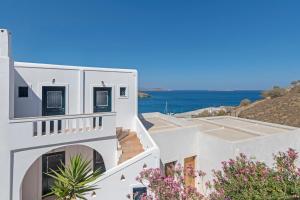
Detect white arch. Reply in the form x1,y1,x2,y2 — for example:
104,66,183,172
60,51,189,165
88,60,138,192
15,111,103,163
15,142,114,200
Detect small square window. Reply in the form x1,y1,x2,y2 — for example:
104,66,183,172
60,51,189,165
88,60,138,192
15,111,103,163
120,87,127,97
133,187,147,200
18,87,28,98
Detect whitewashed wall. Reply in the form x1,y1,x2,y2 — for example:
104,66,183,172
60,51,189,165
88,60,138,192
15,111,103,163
84,70,137,128
151,126,199,164
13,63,137,129
151,123,300,193
14,66,80,117
233,130,300,166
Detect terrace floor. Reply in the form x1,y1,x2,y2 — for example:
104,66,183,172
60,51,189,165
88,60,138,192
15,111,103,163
140,113,298,142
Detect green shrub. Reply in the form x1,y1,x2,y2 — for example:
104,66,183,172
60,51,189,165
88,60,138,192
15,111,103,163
262,86,286,99
216,110,227,116
291,85,300,93
291,80,300,86
240,99,251,106
192,110,211,118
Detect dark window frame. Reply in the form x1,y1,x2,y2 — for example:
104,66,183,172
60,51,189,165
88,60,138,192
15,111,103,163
120,87,127,97
18,86,29,98
42,151,65,195
164,161,177,177
133,187,147,200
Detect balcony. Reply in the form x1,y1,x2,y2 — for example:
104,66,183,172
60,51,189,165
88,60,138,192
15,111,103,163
8,112,117,150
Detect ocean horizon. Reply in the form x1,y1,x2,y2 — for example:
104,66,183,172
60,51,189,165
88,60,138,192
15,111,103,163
138,90,262,114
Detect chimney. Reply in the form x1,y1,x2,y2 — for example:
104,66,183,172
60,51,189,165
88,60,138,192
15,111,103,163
0,29,11,58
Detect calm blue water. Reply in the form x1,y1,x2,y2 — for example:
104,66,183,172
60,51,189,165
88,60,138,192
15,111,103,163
138,90,262,113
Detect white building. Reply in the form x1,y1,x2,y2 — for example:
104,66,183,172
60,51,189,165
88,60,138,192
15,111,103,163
0,29,160,200
140,112,300,192
1,29,300,200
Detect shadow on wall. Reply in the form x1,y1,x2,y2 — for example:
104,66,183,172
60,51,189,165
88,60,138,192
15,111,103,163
14,70,41,118
21,144,106,200
138,114,154,130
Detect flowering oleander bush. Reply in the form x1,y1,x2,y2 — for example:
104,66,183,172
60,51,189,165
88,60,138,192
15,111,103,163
136,165,205,200
209,148,300,200
137,149,300,200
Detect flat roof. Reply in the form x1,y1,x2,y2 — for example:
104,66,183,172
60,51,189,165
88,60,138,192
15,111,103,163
140,113,298,142
14,61,137,74
140,116,182,132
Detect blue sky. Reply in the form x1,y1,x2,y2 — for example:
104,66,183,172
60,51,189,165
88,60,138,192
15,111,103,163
1,0,300,90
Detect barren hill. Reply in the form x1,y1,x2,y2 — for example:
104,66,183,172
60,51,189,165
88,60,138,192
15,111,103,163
238,86,300,128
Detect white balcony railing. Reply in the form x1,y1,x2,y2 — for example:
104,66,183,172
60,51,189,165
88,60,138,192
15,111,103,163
8,112,116,149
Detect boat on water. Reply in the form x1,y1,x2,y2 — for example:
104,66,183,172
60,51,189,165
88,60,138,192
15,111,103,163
164,101,174,115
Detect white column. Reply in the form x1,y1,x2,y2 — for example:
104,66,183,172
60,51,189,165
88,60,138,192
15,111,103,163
0,28,14,200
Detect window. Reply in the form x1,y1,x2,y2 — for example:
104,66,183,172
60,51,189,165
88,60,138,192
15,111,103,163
96,91,108,106
120,87,127,97
93,150,106,173
47,91,63,108
133,187,147,200
18,86,28,98
165,161,177,177
42,151,65,195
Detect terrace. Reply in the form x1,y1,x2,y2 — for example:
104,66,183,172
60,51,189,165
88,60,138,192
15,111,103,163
140,113,298,142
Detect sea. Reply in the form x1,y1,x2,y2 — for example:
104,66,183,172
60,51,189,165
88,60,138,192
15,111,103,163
138,90,262,114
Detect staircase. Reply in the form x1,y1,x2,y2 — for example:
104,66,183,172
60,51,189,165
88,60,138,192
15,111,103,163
117,128,144,164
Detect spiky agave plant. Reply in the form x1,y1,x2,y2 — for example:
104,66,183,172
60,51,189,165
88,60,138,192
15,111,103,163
44,155,102,200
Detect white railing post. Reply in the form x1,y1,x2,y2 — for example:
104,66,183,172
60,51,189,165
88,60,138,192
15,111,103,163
88,117,92,131
96,117,100,130
76,118,80,132
54,120,58,134
62,119,66,133
45,121,50,135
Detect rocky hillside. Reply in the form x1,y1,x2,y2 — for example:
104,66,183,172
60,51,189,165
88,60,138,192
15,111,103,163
238,85,300,127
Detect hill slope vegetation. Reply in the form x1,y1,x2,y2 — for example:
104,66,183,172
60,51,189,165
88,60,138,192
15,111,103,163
238,85,300,127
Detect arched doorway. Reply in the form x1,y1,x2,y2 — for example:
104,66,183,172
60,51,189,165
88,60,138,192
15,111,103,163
21,145,106,200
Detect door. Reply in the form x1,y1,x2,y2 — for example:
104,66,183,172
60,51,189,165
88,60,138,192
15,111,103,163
184,156,196,187
42,151,65,195
93,87,112,112
93,150,106,174
42,86,65,133
42,86,66,116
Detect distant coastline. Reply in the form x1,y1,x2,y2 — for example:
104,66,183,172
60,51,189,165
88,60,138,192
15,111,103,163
140,89,261,92
138,90,262,114
138,91,151,98
140,88,171,92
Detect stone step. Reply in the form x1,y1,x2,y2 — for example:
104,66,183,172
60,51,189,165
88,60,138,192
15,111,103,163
117,130,144,164
116,127,129,138
119,132,137,142
119,140,142,145
121,146,143,151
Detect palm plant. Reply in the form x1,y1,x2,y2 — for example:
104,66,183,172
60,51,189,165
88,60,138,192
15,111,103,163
44,154,102,200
